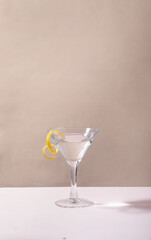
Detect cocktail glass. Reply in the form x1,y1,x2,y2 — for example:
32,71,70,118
51,127,99,208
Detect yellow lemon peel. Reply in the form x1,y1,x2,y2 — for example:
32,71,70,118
42,145,56,160
42,130,64,160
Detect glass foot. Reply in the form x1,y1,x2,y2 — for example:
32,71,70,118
55,198,94,208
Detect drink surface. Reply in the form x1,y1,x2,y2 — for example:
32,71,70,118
55,134,91,162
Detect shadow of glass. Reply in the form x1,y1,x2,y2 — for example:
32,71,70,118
121,199,151,213
94,199,151,213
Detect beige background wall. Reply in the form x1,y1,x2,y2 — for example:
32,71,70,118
0,0,151,187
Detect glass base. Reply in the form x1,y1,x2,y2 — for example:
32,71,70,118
55,198,94,208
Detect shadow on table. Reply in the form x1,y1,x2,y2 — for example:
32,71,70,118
94,199,151,213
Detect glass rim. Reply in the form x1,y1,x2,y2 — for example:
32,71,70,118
52,127,99,134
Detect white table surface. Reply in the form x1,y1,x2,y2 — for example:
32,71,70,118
0,187,151,240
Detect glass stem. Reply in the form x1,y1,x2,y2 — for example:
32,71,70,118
69,161,79,200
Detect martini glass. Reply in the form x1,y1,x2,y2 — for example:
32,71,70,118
51,127,98,208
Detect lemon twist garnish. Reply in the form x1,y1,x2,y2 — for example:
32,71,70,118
42,130,64,160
